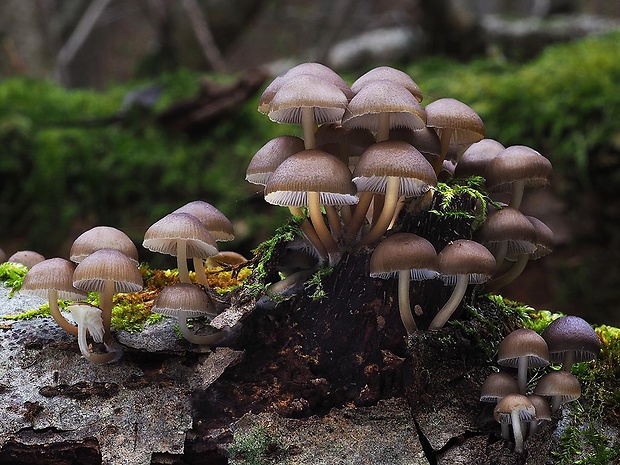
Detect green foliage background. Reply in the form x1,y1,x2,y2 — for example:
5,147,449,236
1,31,619,321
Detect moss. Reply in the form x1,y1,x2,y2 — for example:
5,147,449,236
227,424,285,465
0,262,28,296
553,413,620,465
304,266,334,301
2,305,52,321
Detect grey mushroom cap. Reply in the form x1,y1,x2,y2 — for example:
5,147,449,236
21,257,87,301
369,233,439,281
542,315,601,364
7,250,45,269
534,370,581,403
173,201,235,242
351,66,423,102
73,248,143,294
437,239,497,285
425,97,485,147
480,371,520,403
152,283,217,318
485,145,552,192
454,138,505,179
476,207,538,260
497,328,550,368
245,135,306,186
143,212,219,258
70,226,139,264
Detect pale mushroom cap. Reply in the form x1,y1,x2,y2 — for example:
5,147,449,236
494,393,536,423
454,138,505,179
258,75,284,114
246,135,306,186
352,140,437,196
480,371,520,403
476,207,538,260
264,149,358,207
70,226,139,264
143,212,219,258
541,315,601,364
20,257,87,301
425,97,485,146
497,328,550,368
533,370,581,403
73,248,143,294
369,233,439,281
69,303,105,343
342,80,426,131
8,250,45,268
485,145,553,192
173,201,234,242
206,251,248,268
351,66,423,102
151,283,217,318
281,62,353,99
437,239,496,285
268,74,348,125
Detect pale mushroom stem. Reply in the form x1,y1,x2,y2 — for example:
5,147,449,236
517,356,529,395
340,205,352,226
346,192,374,241
486,254,529,292
511,408,526,453
178,311,227,345
325,205,342,238
193,257,210,288
492,242,509,272
360,176,400,247
307,191,340,266
99,280,115,344
302,106,316,150
176,239,190,283
76,322,116,364
429,274,469,330
432,128,454,175
509,180,525,210
376,113,391,142
288,206,328,261
47,289,78,336
398,270,417,334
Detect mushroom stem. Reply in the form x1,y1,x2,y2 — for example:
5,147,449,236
302,106,316,150
511,408,526,453
360,176,400,246
193,257,210,288
509,180,525,210
398,270,417,334
288,206,328,261
325,205,342,238
99,280,115,344
432,128,454,175
486,254,529,292
492,241,509,272
76,321,116,364
178,311,227,345
429,274,469,330
376,112,391,142
307,191,340,265
346,191,374,241
550,395,562,413
47,289,78,336
562,351,576,372
517,356,529,395
176,239,190,283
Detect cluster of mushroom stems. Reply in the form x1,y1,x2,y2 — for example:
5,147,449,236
249,62,554,334
481,316,601,453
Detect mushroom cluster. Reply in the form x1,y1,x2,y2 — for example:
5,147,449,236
481,316,601,453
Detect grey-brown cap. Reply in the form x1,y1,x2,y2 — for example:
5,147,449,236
526,216,555,259
454,138,505,179
527,394,552,421
8,250,45,268
437,239,497,285
533,370,581,404
351,66,423,102
280,62,353,99
264,149,358,207
476,207,538,260
485,145,552,193
480,371,519,403
73,248,143,294
246,135,305,186
369,233,439,281
21,257,87,301
352,140,437,197
497,328,550,368
389,127,441,164
151,283,217,318
70,226,139,264
541,315,601,365
494,393,536,423
143,212,219,258
173,201,234,242
425,97,485,147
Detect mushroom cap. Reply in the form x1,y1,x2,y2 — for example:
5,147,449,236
69,303,105,343
526,216,555,259
369,233,439,281
485,145,552,192
173,201,234,242
143,212,219,258
425,97,485,146
206,251,248,268
70,226,139,264
437,239,497,285
282,62,353,99
0,247,6,263
246,135,306,186
494,393,536,423
454,138,505,179
268,74,348,125
480,371,520,403
527,394,552,421
497,328,550,368
7,250,45,268
533,370,581,404
352,140,437,196
389,127,441,163
351,66,423,102
475,207,538,260
541,315,601,364
151,283,217,318
73,248,143,294
20,257,87,301
264,149,358,207
258,75,285,114
341,80,426,132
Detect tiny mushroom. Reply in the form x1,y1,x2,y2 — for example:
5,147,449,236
151,283,224,345
480,371,520,404
70,226,139,264
497,328,550,395
494,393,536,454
69,303,117,364
534,370,581,413
20,257,87,336
541,315,601,372
8,250,45,268
429,239,496,330
526,394,552,438
369,233,439,334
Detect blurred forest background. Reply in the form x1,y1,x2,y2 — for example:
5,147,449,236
1,0,619,325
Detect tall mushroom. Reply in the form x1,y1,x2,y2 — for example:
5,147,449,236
429,239,496,330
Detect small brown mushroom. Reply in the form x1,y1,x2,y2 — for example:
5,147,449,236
7,250,45,268
534,370,581,413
